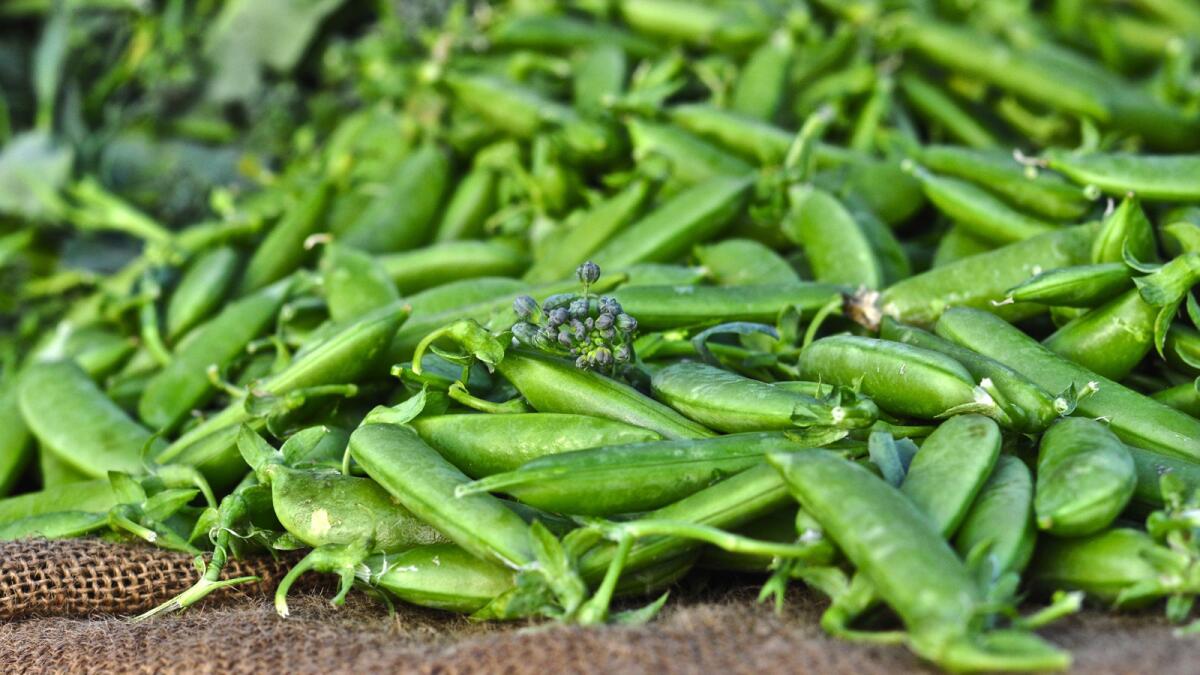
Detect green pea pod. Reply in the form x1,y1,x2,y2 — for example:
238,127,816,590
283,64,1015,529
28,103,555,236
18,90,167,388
798,335,991,420
1003,263,1133,307
0,385,33,496
1151,381,1200,417
932,226,993,268
626,119,753,187
1127,443,1200,513
433,165,497,243
19,361,164,479
769,449,1068,672
379,240,528,295
337,144,450,253
1164,325,1200,375
350,423,534,569
784,184,883,288
1029,528,1177,605
410,413,661,478
487,13,660,57
1043,149,1200,202
0,511,111,541
165,246,240,341
589,172,752,271
731,30,792,121
1091,195,1158,264
667,103,792,165
916,145,1092,221
363,544,517,613
239,181,331,294
1035,417,1136,536
617,0,770,51
39,447,89,487
954,455,1037,578
496,349,713,440
574,44,626,111
877,222,1097,328
901,415,1002,538
407,277,528,316
0,478,117,522
138,278,291,432
572,462,792,582
693,239,799,285
320,243,400,322
1041,289,1157,381
651,362,877,432
612,282,841,330
936,307,1200,464
897,73,998,150
462,432,800,516
907,163,1060,245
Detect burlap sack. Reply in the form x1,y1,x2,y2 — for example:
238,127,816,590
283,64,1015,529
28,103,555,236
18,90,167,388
2,539,1197,673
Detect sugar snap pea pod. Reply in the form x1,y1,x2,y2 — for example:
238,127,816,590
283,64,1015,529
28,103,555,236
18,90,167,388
1041,289,1157,381
901,415,1002,537
239,181,331,294
666,103,793,165
410,413,660,478
318,242,399,323
611,282,841,331
486,13,660,57
138,278,291,432
626,119,753,187
349,423,534,569
407,277,527,316
1042,149,1200,202
915,145,1093,221
1002,263,1133,307
165,246,240,341
378,240,528,295
936,307,1200,462
0,478,118,523
693,239,798,286
880,318,1063,433
1035,417,1136,537
0,385,33,496
768,449,1069,672
572,463,792,583
875,222,1098,328
573,44,626,112
337,144,450,253
1029,528,1181,605
617,0,770,51
461,432,802,516
931,226,993,268
1127,443,1200,512
18,361,164,479
361,544,516,613
731,30,792,121
40,447,90,487
954,455,1037,578
650,362,876,433
783,184,882,288
1091,195,1158,264
905,163,1060,245
589,174,753,271
798,335,996,421
1151,381,1200,418
433,165,497,242
897,72,997,149
494,349,714,440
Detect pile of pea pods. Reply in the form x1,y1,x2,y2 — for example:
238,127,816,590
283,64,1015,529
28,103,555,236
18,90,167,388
7,0,1200,671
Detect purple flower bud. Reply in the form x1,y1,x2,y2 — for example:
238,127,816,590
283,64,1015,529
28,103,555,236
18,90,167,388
614,344,631,362
599,297,622,315
548,308,569,326
615,313,637,332
600,327,615,340
513,295,539,320
569,298,589,319
593,347,613,367
511,321,538,344
543,293,575,310
558,329,574,348
571,319,586,340
595,314,613,330
577,261,601,286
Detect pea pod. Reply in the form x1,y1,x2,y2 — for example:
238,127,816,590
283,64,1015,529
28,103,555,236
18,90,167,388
906,163,1060,245
19,361,164,479
651,362,877,432
0,478,118,522
731,30,792,121
379,240,528,295
165,246,240,341
1091,195,1158,264
239,181,331,294
667,103,793,165
1151,381,1200,418
362,544,517,614
783,185,882,288
337,144,450,253
627,119,753,186
1029,528,1180,605
693,239,799,286
932,226,993,268
769,449,1068,671
1002,263,1133,307
1035,417,1136,537
433,165,498,243
1164,325,1200,375
1041,289,1157,381
898,73,998,150
798,335,993,420
410,413,661,478
39,447,89,487
612,282,841,330
954,455,1037,578
320,243,400,323
1043,149,1200,202
487,13,660,57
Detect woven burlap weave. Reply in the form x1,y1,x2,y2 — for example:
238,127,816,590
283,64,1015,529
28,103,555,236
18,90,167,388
3,539,1199,673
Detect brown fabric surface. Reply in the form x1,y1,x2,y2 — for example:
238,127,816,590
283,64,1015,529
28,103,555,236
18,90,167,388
2,540,1198,674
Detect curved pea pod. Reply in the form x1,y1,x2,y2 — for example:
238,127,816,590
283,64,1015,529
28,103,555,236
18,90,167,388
612,282,841,331
1042,149,1200,202
410,413,661,478
486,13,660,57
0,386,33,496
916,145,1092,221
693,239,798,286
1002,263,1133,307
627,119,753,186
239,181,331,294
650,362,876,433
496,349,714,440
362,544,517,614
1029,528,1179,606
731,30,792,121
378,240,528,295
769,449,1068,671
319,243,400,323
350,423,534,569
165,246,240,341
618,0,772,50
937,307,1200,464
18,361,164,479
666,103,792,165
337,144,450,253
783,185,882,289
876,222,1097,328
798,335,995,421
571,463,792,583
1091,195,1157,264
1125,442,1200,514
954,455,1037,578
462,432,804,516
138,279,291,432
880,318,1062,433
901,415,1001,538
898,73,998,150
906,163,1060,245
1041,289,1157,381
0,479,117,523
1035,418,1135,537
433,165,497,243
